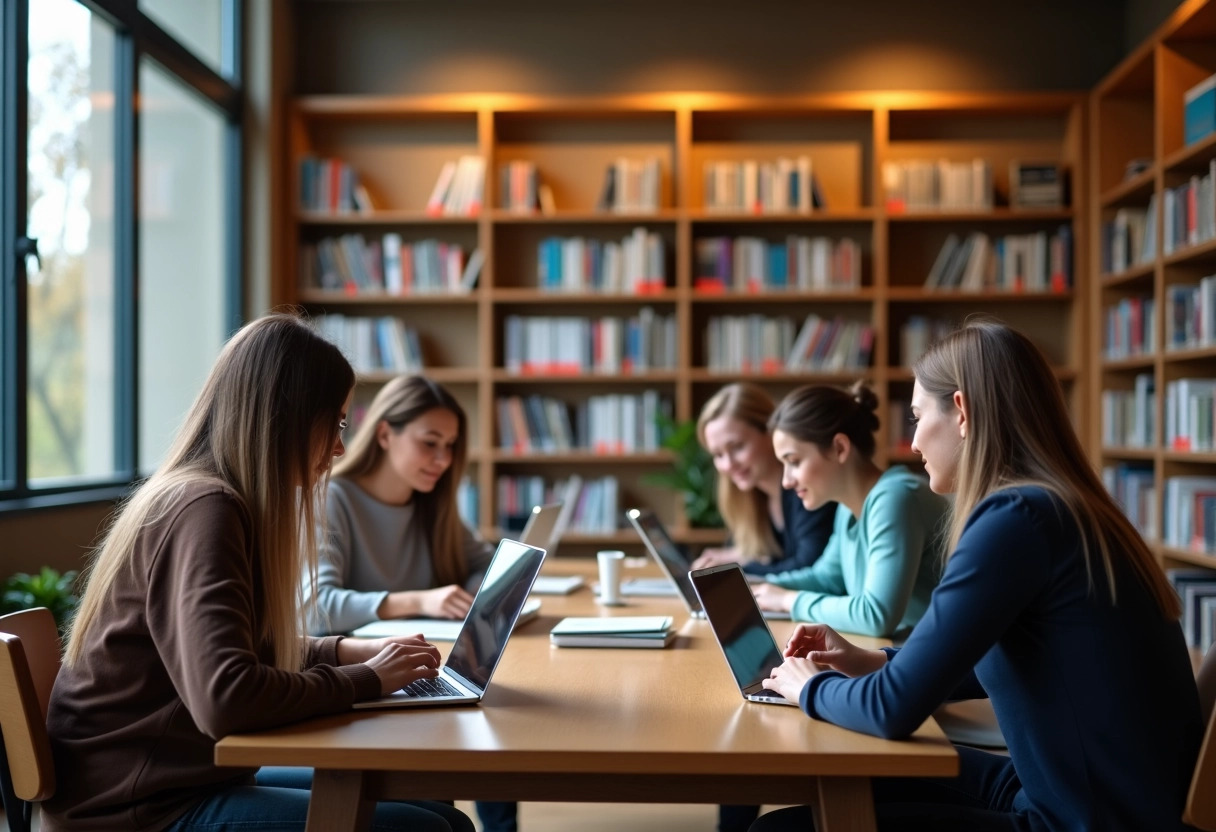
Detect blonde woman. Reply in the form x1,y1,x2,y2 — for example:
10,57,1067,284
306,374,494,637
692,383,836,575
43,315,471,832
758,322,1202,832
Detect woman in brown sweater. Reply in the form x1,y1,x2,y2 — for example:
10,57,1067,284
42,314,473,832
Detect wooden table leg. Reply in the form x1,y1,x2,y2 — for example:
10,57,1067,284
306,769,375,832
815,776,876,832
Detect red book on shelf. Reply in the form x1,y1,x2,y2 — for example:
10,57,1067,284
694,277,726,294
746,277,762,294
885,198,906,214
761,357,781,374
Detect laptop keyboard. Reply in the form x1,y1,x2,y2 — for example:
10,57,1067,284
400,676,464,698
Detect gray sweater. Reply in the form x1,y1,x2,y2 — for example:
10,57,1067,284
307,476,496,635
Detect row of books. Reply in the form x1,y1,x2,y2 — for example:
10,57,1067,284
503,311,677,376
692,235,861,293
495,392,671,456
596,157,663,213
302,234,482,295
1165,476,1216,552
1165,277,1216,351
299,156,369,214
536,229,666,294
701,157,825,214
1168,568,1216,653
314,315,423,374
924,228,1072,292
1101,374,1155,448
1161,162,1216,256
426,156,486,217
456,477,478,530
899,316,955,367
499,160,548,213
1104,463,1156,539
882,158,993,213
1100,201,1158,274
704,314,874,373
1103,296,1157,359
496,474,618,535
1166,378,1216,452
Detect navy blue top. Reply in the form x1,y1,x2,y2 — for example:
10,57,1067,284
800,486,1202,832
739,489,835,575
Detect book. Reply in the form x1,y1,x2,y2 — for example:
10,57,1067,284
549,615,675,648
349,598,541,641
531,575,585,595
459,248,484,292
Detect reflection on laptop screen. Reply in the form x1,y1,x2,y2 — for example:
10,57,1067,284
446,539,546,692
626,509,701,613
693,565,785,693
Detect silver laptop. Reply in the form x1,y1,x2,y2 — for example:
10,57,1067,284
690,563,797,706
625,508,704,617
354,538,546,709
519,502,565,553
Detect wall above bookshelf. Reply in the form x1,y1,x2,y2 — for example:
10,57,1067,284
281,91,1086,556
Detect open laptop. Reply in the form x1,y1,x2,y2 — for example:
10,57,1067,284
625,508,704,617
519,502,564,551
354,538,546,709
690,562,797,706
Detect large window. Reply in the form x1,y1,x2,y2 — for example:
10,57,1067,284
1,0,242,505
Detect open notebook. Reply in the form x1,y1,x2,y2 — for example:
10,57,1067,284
350,598,540,641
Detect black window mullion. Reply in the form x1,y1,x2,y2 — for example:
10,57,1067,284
2,0,30,497
114,26,136,477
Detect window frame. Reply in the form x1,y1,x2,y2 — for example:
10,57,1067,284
0,0,243,511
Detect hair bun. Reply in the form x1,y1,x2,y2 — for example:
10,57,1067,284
850,380,878,413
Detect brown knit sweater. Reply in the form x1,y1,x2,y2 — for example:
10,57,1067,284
42,479,382,831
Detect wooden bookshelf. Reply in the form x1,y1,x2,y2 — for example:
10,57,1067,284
281,91,1086,556
1090,0,1216,636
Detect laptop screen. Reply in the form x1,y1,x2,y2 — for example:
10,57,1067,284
691,564,785,693
446,539,546,692
626,508,701,613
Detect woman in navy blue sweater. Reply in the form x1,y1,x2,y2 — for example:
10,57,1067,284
756,321,1203,832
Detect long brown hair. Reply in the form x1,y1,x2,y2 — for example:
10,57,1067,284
333,375,470,586
65,314,355,670
914,320,1179,618
697,383,779,562
767,380,879,459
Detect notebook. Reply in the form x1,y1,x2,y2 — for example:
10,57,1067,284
349,598,541,641
353,538,546,709
549,615,675,649
690,563,797,706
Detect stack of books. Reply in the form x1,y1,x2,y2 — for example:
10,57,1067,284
549,616,675,648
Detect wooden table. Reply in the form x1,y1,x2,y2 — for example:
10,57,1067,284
215,557,957,831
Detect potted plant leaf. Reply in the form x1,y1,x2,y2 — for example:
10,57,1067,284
644,413,723,528
1,566,80,634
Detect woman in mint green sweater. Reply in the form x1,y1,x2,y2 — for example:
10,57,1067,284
752,381,947,638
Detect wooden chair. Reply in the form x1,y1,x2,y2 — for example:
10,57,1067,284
0,608,59,832
1186,645,1216,830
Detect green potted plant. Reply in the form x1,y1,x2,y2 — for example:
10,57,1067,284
644,414,723,528
1,566,80,633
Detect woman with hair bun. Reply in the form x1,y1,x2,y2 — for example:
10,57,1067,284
751,380,948,639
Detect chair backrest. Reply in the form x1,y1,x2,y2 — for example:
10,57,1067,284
0,607,59,803
1185,645,1216,829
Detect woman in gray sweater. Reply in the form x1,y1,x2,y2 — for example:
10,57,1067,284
307,374,495,637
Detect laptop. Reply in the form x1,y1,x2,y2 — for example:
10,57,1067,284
519,502,564,551
689,562,797,706
625,508,705,616
353,538,547,709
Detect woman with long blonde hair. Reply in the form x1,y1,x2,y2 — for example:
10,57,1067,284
757,321,1202,832
43,314,472,832
692,383,836,575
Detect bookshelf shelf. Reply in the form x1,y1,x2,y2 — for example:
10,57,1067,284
1163,451,1216,464
1159,545,1216,569
1163,129,1216,173
1098,167,1157,208
1163,344,1216,363
1101,354,1157,371
1163,236,1216,265
1100,262,1155,287
1100,446,1157,460
281,91,1085,554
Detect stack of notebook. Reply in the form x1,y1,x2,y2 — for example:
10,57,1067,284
549,616,675,649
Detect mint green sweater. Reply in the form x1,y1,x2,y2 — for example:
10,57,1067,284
765,466,947,637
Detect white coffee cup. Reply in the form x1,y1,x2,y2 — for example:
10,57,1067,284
597,550,626,606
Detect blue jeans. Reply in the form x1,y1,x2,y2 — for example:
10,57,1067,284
474,801,518,832
166,767,475,832
749,746,1021,832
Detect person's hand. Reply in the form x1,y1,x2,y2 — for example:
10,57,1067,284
337,634,440,667
417,584,474,619
752,582,796,613
363,640,443,696
690,546,744,570
761,657,819,702
783,623,887,677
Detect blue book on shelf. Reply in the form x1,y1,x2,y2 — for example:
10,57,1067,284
1185,73,1216,146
